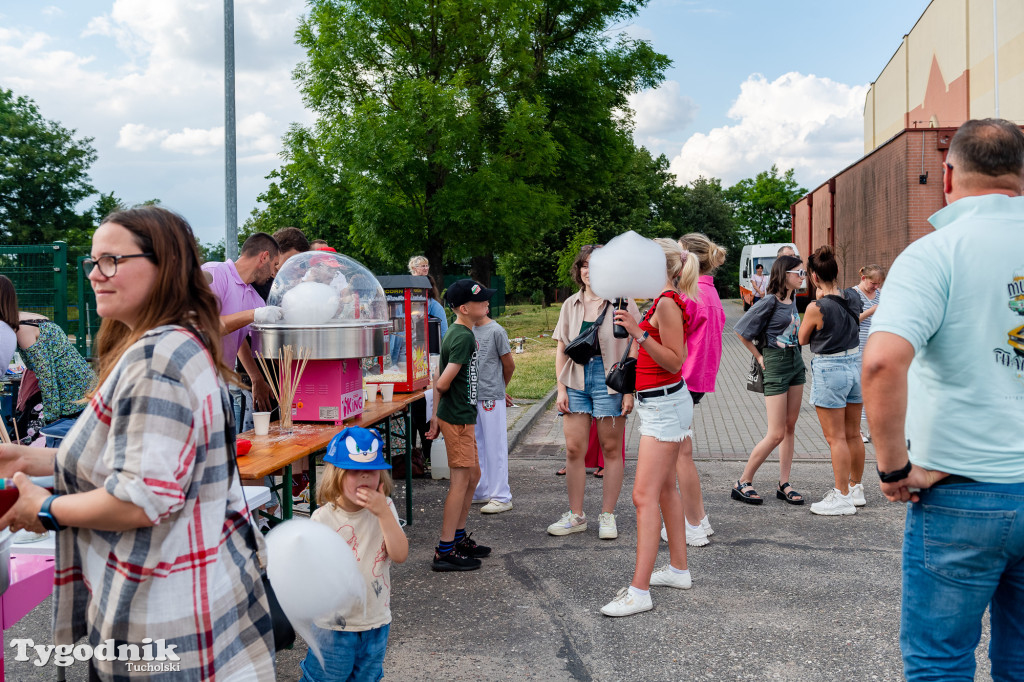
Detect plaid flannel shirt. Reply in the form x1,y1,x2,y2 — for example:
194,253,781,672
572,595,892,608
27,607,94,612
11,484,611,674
53,326,275,680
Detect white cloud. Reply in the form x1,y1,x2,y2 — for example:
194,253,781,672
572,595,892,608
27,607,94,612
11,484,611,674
116,123,168,151
42,6,64,17
629,81,697,136
0,0,312,242
669,72,868,188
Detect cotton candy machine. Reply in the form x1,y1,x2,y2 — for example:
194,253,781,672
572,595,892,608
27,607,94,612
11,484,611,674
251,251,389,423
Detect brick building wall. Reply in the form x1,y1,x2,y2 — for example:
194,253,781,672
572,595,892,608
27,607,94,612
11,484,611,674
791,127,956,288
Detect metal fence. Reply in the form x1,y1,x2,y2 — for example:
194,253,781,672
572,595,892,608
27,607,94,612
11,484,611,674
0,241,69,332
75,255,100,358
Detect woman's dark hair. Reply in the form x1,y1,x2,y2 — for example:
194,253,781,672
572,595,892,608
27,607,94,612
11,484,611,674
425,274,441,301
807,245,838,283
0,276,19,332
766,255,803,297
570,245,600,290
92,206,233,391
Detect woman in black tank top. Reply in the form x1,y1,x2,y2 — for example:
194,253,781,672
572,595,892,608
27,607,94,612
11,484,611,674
798,246,866,516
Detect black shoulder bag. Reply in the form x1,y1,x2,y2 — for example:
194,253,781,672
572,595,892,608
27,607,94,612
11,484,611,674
605,338,637,394
746,296,779,394
564,302,611,364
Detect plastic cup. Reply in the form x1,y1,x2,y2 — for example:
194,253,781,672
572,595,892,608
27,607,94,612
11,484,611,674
365,383,379,401
380,384,394,402
253,412,271,436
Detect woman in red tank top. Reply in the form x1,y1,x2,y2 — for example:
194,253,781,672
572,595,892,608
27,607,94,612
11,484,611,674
600,238,702,618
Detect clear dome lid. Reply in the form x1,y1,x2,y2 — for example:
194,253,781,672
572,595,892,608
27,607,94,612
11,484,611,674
265,251,388,326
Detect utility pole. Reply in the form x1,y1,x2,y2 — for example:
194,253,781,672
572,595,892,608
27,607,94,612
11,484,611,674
224,0,238,260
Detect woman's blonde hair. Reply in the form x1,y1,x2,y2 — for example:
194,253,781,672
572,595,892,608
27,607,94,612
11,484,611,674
317,463,394,507
654,238,700,302
678,233,726,275
408,255,429,273
860,264,886,281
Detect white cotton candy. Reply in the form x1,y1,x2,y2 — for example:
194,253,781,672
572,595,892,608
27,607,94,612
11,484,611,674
265,518,365,665
588,230,667,300
281,281,339,325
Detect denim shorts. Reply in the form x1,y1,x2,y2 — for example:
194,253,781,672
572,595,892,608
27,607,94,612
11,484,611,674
635,385,693,442
810,351,862,408
566,355,623,419
300,623,390,682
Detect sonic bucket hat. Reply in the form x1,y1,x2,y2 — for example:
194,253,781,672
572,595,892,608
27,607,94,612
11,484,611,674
445,278,496,308
324,426,391,470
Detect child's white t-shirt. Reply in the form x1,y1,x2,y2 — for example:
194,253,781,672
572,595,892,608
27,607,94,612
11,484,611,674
311,498,399,631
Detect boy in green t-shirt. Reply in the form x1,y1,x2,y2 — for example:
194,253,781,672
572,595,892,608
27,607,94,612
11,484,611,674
426,279,495,571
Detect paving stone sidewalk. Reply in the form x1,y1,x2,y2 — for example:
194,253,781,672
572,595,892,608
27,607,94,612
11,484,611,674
515,299,876,465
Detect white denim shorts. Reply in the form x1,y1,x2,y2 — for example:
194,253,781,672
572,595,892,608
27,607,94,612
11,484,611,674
635,386,694,443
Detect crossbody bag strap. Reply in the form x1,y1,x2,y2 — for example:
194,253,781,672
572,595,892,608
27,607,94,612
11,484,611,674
822,294,861,324
592,301,611,327
178,324,265,562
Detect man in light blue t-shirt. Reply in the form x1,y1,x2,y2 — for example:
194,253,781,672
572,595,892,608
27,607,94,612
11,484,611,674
863,119,1024,681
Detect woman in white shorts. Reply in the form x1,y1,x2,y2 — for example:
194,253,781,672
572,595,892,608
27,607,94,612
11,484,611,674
601,239,701,617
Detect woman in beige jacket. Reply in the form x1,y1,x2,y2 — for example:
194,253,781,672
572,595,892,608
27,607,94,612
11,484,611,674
547,245,641,541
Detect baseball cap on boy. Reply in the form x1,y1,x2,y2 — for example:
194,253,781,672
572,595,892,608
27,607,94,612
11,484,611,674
444,279,495,308
324,426,391,470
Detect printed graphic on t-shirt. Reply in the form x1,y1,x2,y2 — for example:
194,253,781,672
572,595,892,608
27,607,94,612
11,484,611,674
467,341,479,405
997,267,1024,384
775,311,800,348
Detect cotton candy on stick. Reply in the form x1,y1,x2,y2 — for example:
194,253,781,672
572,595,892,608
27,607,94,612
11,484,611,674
265,518,365,665
588,231,667,337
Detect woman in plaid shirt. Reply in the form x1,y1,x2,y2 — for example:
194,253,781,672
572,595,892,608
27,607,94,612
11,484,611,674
1,206,275,680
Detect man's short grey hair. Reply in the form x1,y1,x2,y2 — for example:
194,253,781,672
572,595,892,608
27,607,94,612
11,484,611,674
949,119,1024,178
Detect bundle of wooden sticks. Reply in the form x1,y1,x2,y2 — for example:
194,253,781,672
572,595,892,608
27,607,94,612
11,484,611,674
254,345,312,418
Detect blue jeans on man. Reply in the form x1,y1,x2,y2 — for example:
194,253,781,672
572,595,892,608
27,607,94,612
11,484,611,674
901,481,1024,681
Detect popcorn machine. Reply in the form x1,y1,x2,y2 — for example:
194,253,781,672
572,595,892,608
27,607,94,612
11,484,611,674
367,275,432,393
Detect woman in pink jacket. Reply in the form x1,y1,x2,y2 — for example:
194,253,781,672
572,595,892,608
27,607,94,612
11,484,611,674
661,233,727,547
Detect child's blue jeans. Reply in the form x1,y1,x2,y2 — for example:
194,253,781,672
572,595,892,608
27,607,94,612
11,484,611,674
299,623,390,682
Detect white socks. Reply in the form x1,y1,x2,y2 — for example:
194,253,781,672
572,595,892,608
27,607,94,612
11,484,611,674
628,585,650,598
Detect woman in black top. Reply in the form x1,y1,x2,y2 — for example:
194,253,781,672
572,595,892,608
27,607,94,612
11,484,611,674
798,245,865,516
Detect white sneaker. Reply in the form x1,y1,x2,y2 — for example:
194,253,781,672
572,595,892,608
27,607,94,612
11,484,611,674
600,587,653,617
849,483,866,507
481,499,513,514
547,510,587,536
598,512,618,539
861,431,871,443
700,515,714,536
659,521,710,546
686,523,709,547
810,489,857,516
649,565,693,589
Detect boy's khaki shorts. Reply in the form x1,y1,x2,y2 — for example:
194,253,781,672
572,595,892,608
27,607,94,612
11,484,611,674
438,419,478,468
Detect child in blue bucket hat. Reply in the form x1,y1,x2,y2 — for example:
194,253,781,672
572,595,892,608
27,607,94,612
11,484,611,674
299,427,409,682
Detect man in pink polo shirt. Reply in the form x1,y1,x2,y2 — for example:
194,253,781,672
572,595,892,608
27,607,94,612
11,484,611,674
202,232,281,411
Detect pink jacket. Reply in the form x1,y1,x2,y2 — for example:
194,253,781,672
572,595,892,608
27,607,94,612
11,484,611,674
681,275,725,393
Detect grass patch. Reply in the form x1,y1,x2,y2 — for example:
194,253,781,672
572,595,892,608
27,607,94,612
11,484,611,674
497,303,561,400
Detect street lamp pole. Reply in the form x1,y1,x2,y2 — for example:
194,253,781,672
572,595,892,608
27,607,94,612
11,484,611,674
224,0,238,260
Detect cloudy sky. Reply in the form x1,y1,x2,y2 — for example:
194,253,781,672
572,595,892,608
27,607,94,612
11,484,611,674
1,0,931,246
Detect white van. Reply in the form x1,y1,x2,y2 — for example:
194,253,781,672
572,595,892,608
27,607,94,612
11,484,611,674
739,243,808,310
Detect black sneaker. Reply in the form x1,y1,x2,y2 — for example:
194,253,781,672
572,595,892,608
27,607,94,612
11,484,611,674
455,533,491,558
432,549,482,572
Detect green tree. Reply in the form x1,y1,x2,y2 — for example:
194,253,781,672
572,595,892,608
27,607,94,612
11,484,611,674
277,0,668,288
726,165,805,244
0,88,97,243
672,176,742,297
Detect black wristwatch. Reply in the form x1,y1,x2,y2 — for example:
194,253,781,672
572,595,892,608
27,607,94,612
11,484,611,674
38,494,64,532
877,460,913,483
